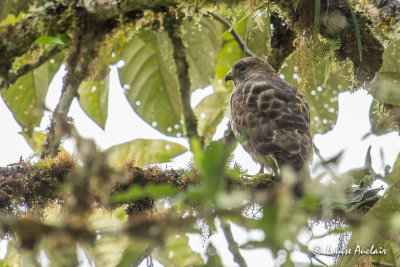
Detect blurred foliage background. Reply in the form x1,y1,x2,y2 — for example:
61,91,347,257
0,0,400,266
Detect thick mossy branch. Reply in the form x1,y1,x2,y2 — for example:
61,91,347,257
371,0,400,37
0,154,379,221
271,0,384,85
0,0,247,90
0,46,61,89
0,156,277,212
0,153,75,211
0,2,71,86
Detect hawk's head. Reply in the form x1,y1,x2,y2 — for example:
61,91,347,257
225,57,276,86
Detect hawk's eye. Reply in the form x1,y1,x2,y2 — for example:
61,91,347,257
238,65,247,71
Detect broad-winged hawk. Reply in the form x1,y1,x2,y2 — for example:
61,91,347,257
225,57,313,173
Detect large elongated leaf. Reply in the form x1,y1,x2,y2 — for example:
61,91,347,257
1,52,63,135
78,76,109,129
21,130,47,154
153,233,203,267
370,39,400,105
195,91,229,144
106,139,186,166
118,31,182,136
78,37,123,129
195,39,242,144
182,18,224,90
111,184,178,203
82,207,135,267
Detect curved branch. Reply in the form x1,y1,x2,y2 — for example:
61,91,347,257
0,47,61,89
210,13,257,57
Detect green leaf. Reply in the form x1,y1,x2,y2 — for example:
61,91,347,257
35,36,65,47
192,37,242,144
341,175,400,265
57,34,71,47
106,139,186,166
3,241,20,266
1,52,63,134
119,30,182,136
232,11,270,57
182,18,224,90
82,207,133,267
20,130,47,154
34,34,70,48
78,35,124,129
110,184,178,203
78,76,109,129
153,234,203,267
117,243,148,267
192,139,232,205
222,12,250,36
195,91,229,144
370,39,400,105
214,37,242,85
370,72,400,105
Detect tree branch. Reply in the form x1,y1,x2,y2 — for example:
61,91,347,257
210,13,257,57
164,12,202,144
0,46,61,89
42,8,104,157
267,13,296,71
0,0,247,90
220,220,248,267
0,2,71,84
270,0,384,86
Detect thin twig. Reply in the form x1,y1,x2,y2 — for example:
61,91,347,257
220,220,248,267
210,13,257,57
313,143,339,179
312,255,329,266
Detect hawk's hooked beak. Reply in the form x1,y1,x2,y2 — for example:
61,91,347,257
225,70,233,83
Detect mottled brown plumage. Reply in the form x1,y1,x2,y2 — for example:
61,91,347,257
225,57,313,172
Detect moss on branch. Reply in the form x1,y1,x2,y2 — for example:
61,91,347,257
271,0,384,86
